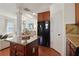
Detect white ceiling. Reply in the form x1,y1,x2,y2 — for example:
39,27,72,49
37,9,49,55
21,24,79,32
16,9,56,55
0,3,16,19
22,3,51,13
0,3,51,19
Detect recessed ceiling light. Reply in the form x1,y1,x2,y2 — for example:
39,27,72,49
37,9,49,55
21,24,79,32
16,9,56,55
32,13,36,15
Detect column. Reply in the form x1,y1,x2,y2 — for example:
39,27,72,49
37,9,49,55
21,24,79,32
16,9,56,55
16,6,22,42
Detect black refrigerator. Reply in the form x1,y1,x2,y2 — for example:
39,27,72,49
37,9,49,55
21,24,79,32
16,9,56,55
38,21,50,47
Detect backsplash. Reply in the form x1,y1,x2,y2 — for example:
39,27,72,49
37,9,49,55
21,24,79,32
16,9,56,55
66,24,79,34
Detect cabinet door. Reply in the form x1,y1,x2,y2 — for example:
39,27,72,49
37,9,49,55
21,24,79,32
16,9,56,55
16,44,25,56
10,43,16,56
38,11,50,22
10,43,25,56
38,13,43,22
75,3,79,24
43,11,50,21
69,42,76,56
25,40,38,56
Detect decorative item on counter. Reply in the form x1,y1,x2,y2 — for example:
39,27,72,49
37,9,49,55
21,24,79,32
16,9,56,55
21,28,30,40
21,35,30,40
0,35,2,39
0,34,8,39
21,28,36,40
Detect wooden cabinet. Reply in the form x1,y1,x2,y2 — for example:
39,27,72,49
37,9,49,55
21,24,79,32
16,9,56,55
10,43,26,56
67,40,76,56
10,40,38,56
10,43,16,56
25,41,38,56
69,42,76,56
75,3,79,24
38,11,50,22
38,13,43,22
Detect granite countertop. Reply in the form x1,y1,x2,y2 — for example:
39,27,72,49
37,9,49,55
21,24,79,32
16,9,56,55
66,24,79,48
4,35,38,46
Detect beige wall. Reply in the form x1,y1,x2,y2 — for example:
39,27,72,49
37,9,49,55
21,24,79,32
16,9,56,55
64,3,75,24
0,16,7,34
50,3,75,56
50,4,66,56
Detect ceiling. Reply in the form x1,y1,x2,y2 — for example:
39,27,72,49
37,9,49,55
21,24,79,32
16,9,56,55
22,3,51,13
0,3,16,19
0,3,51,19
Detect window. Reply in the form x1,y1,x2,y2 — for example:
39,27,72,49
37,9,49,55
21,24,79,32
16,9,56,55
7,18,14,33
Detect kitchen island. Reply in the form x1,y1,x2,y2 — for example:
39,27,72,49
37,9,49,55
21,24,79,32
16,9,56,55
4,35,38,56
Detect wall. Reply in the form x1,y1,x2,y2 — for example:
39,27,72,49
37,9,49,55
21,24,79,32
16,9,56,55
0,16,7,34
50,4,66,56
0,15,15,34
64,3,75,24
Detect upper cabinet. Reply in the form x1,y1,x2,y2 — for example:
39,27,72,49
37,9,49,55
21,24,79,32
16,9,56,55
75,3,79,24
38,11,50,22
38,12,43,22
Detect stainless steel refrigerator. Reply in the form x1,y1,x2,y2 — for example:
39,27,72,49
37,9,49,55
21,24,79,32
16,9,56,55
38,21,50,47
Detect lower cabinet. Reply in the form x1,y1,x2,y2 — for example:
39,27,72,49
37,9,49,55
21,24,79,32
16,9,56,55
67,41,76,56
10,40,38,56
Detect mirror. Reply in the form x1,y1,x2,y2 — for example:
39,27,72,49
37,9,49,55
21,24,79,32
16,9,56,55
21,13,37,37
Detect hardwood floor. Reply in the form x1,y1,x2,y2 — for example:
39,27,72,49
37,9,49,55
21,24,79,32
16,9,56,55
0,46,60,56
38,46,61,56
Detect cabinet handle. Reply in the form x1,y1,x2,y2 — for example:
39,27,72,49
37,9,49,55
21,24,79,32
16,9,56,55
32,47,35,53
